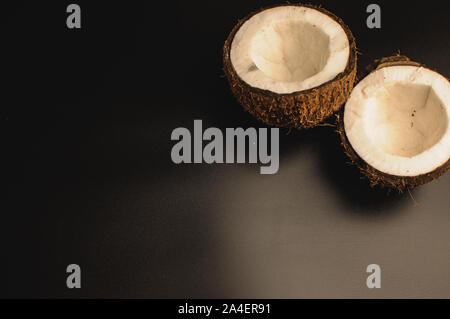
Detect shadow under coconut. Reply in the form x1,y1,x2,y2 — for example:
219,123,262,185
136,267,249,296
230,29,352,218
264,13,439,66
309,124,414,215
208,69,413,215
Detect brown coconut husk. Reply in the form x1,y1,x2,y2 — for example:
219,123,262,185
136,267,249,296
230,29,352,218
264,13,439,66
223,4,357,129
337,55,450,191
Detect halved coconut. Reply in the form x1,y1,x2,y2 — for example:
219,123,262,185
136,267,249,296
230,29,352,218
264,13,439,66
223,4,357,129
338,56,450,190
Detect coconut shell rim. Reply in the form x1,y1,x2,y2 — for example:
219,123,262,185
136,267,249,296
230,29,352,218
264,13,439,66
337,55,450,190
223,3,357,98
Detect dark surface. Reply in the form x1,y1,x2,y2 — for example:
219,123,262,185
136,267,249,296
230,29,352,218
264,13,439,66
2,0,449,298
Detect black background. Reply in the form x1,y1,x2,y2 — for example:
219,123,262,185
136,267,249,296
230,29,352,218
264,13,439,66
2,1,449,298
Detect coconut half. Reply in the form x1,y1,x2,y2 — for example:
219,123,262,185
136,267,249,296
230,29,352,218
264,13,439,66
223,4,357,129
338,56,450,190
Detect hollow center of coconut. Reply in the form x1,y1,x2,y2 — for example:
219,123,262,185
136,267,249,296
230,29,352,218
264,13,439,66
344,65,450,176
250,21,330,83
230,6,350,94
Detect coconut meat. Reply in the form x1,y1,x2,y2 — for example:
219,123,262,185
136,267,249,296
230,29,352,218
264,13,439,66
230,6,350,94
344,65,450,177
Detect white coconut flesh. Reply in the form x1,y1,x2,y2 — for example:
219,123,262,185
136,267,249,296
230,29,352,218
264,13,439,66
344,65,450,177
230,6,350,94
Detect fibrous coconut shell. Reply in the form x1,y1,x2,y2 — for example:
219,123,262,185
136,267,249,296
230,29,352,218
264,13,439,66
337,55,450,191
223,4,357,129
